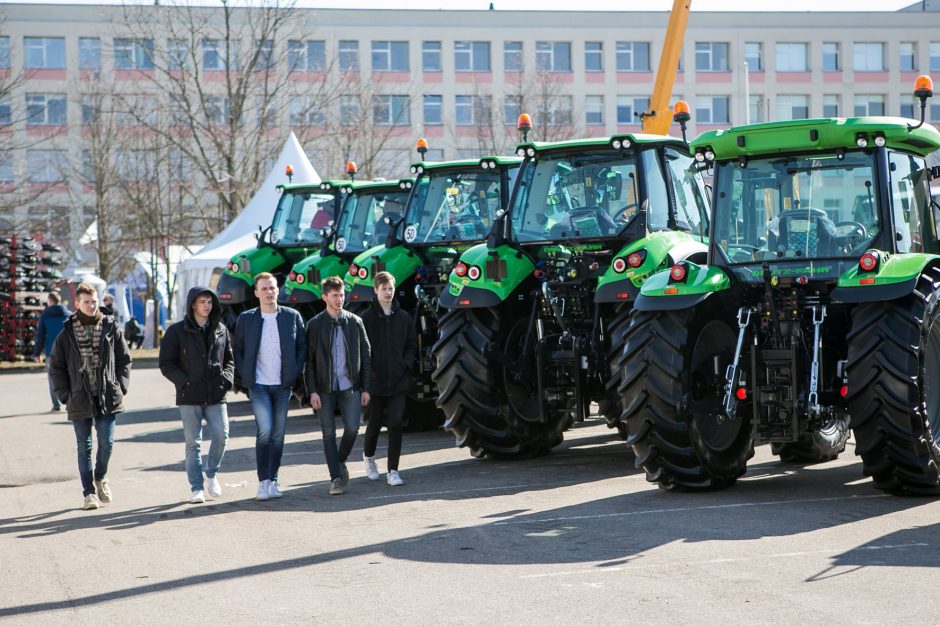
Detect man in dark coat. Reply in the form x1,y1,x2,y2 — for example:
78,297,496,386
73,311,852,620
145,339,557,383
159,287,234,504
360,271,416,486
33,291,70,412
49,282,132,511
305,276,371,496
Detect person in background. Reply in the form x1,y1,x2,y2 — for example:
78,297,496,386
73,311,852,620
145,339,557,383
100,293,115,316
305,276,371,496
124,317,144,350
234,272,306,501
33,291,70,412
48,282,132,511
360,272,415,486
159,287,234,504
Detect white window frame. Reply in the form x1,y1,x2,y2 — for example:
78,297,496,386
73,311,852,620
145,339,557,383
372,41,408,72
536,41,571,72
373,94,410,126
455,41,490,72
585,42,603,72
24,37,66,69
114,38,154,70
339,40,359,72
26,149,67,183
853,94,885,117
288,40,326,71
585,95,604,125
695,96,729,124
423,94,442,125
504,41,523,71
695,42,729,72
744,42,762,72
456,95,491,126
900,42,917,72
289,96,325,126
823,42,840,72
79,38,101,70
616,42,650,72
775,95,809,121
776,43,808,72
422,41,442,72
853,43,885,72
823,94,840,117
26,93,67,126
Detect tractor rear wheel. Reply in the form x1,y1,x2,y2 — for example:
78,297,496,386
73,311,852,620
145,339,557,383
619,308,753,490
596,303,631,439
846,269,940,494
771,415,849,464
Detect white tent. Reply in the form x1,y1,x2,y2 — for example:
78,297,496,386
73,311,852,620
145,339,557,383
174,132,319,320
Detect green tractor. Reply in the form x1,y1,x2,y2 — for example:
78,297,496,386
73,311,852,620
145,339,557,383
345,152,523,431
279,177,413,320
217,174,334,329
619,76,940,494
431,127,711,458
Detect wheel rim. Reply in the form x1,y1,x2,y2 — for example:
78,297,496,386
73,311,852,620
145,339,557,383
690,319,744,452
502,318,542,422
924,317,940,440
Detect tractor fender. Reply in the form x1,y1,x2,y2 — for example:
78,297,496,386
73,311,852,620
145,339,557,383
439,243,534,309
831,253,940,303
634,263,731,312
344,244,421,296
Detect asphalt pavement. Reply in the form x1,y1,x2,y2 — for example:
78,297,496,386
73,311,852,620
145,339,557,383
1,363,939,624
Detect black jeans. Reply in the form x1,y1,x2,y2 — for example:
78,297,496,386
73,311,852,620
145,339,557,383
363,392,405,471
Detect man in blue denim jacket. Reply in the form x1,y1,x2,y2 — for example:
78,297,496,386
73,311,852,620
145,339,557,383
234,272,306,501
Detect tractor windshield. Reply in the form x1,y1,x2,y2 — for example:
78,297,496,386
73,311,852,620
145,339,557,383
271,190,334,246
335,188,410,254
402,168,513,244
713,151,881,264
510,151,667,242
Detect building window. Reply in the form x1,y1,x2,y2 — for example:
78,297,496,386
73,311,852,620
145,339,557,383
26,93,67,125
748,95,765,123
167,39,188,71
695,96,729,124
822,42,839,71
0,152,13,183
900,42,917,72
823,94,840,117
776,43,808,72
616,42,650,72
373,95,410,126
853,43,885,71
24,37,66,69
503,95,521,125
114,38,154,70
339,40,359,72
776,95,809,121
616,96,649,124
202,39,232,71
80,96,99,125
422,41,441,72
289,96,325,125
504,41,523,71
931,43,940,72
456,95,491,125
339,95,360,124
455,41,490,72
854,94,885,116
79,38,101,70
585,95,604,125
0,97,11,125
744,42,762,71
257,96,276,127
544,96,573,126
536,41,571,72
288,40,325,71
585,42,603,72
372,41,409,72
256,40,274,70
695,42,729,71
900,95,915,119
423,95,442,125
0,37,9,69
204,95,230,124
26,149,67,183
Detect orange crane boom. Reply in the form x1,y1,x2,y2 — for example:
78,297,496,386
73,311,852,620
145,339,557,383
640,0,691,135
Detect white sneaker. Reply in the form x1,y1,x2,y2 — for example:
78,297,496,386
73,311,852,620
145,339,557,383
82,494,100,510
363,454,380,481
255,480,270,501
268,480,283,498
387,470,404,486
206,476,222,498
190,490,205,504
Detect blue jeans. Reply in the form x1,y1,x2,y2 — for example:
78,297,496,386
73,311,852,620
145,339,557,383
46,360,60,410
251,384,291,482
180,404,229,491
318,389,362,480
72,414,116,496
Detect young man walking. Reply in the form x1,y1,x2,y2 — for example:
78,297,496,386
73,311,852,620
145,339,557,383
234,272,306,501
360,272,416,486
49,282,132,511
33,291,70,412
159,287,234,504
305,276,371,495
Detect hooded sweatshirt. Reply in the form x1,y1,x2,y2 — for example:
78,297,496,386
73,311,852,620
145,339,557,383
34,303,69,357
158,287,235,406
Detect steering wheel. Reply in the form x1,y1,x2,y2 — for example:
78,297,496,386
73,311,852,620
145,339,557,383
568,206,615,235
835,220,867,238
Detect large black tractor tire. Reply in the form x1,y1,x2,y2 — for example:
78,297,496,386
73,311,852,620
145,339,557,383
771,415,850,464
596,303,632,439
432,308,566,458
618,308,753,490
846,269,940,495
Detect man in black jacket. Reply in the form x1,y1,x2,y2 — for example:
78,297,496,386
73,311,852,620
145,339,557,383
49,282,132,511
305,276,371,495
360,272,416,486
159,287,234,504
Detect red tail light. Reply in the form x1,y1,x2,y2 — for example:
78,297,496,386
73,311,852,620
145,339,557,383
288,271,297,282
627,250,647,268
348,264,359,277
669,264,687,282
859,252,879,272
735,387,747,400
454,262,468,277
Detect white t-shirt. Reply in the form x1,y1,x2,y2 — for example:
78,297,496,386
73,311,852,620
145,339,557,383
255,311,282,385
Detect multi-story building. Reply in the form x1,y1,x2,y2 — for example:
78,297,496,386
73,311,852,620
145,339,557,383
2,2,939,252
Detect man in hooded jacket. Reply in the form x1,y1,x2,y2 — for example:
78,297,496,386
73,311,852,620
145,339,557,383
159,287,234,504
34,291,70,412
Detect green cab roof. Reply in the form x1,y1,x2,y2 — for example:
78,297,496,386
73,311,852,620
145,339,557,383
692,116,940,159
514,133,686,155
409,155,523,173
278,178,414,193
